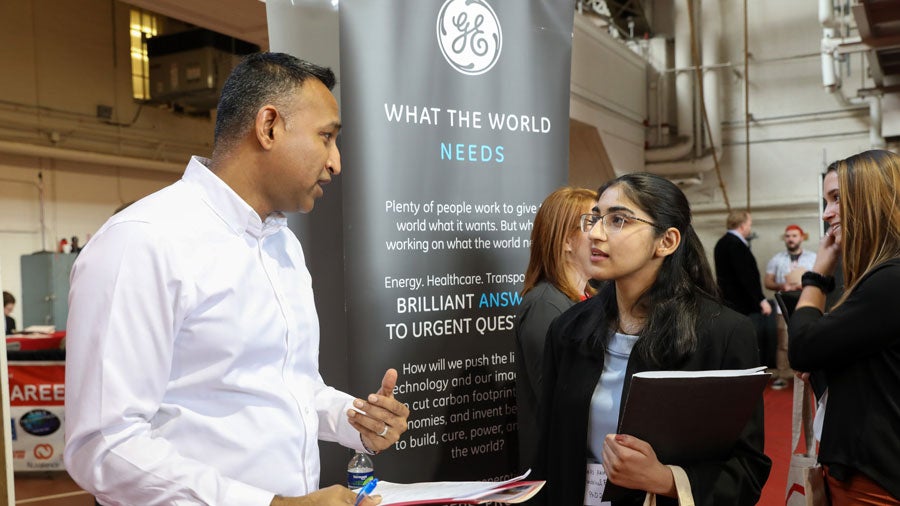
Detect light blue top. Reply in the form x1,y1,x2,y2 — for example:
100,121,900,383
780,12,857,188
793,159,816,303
588,331,640,462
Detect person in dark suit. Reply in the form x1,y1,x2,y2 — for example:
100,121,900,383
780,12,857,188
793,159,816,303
714,211,773,366
714,211,772,317
534,173,770,506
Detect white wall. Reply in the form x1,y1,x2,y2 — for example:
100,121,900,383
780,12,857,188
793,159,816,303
569,1,890,295
569,14,647,185
0,0,211,326
687,0,880,288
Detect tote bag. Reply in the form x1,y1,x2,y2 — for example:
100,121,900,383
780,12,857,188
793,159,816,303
785,378,828,506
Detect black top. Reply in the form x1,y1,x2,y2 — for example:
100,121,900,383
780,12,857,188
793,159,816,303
714,233,765,315
5,314,15,335
789,257,900,499
533,296,771,506
514,281,576,472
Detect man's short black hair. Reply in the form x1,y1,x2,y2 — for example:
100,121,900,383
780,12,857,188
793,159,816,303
213,52,336,154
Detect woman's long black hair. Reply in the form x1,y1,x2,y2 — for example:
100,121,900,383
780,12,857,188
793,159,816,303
586,173,719,368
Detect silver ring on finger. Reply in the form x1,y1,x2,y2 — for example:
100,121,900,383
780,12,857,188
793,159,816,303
378,423,389,437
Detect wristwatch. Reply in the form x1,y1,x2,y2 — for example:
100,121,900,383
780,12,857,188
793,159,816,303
801,271,836,294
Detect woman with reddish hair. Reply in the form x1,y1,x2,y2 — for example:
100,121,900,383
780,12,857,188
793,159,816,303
514,186,600,472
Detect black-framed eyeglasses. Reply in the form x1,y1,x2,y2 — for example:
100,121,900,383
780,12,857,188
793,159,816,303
579,212,661,234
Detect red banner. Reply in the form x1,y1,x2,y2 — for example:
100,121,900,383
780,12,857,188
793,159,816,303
8,361,65,406
8,361,66,471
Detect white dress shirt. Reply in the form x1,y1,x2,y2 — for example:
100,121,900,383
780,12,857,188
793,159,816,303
64,156,364,506
765,250,817,285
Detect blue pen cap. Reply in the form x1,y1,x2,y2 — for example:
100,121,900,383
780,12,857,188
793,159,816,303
361,477,378,494
354,478,379,506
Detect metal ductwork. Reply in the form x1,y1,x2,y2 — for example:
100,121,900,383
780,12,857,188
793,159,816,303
0,140,185,173
818,0,895,147
645,0,722,182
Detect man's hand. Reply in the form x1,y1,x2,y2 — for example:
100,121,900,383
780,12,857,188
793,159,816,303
347,368,410,452
760,299,772,316
785,267,806,288
271,484,381,505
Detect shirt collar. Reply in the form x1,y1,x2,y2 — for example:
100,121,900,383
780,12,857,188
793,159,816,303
727,229,749,246
182,156,287,238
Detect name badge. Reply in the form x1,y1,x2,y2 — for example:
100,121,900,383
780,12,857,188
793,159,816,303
584,462,612,506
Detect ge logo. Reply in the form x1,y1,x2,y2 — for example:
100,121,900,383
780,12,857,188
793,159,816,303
33,444,54,460
436,0,502,76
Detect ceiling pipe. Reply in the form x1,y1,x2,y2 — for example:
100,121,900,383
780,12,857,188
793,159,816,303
646,0,723,180
820,43,838,91
819,0,852,30
645,0,694,165
669,172,704,187
702,0,721,154
645,136,693,162
0,140,184,173
817,0,884,148
868,96,885,148
676,0,694,157
642,149,721,176
819,0,835,28
646,60,735,163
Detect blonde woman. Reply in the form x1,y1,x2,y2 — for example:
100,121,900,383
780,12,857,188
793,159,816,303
789,149,900,504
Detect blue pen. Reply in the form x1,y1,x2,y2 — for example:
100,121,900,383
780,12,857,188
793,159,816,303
354,477,378,506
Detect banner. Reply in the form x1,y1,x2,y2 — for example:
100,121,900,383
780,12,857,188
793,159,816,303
340,0,575,482
7,361,65,471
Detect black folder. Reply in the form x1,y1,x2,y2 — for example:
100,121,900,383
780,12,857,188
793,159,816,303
602,367,770,501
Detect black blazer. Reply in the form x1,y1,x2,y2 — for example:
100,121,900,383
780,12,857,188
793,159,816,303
789,258,900,499
714,233,765,315
514,281,576,473
533,296,771,506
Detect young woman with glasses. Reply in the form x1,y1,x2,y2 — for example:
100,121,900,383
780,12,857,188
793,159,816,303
533,173,771,505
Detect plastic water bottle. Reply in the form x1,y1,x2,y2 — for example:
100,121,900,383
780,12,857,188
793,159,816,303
347,451,374,489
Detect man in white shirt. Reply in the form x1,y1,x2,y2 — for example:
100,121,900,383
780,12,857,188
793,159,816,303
764,224,816,389
64,52,409,506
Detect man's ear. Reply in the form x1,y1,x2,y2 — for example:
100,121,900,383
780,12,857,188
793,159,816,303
255,105,279,150
655,227,681,258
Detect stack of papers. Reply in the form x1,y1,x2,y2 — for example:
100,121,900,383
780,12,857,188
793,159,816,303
22,325,56,334
371,471,544,505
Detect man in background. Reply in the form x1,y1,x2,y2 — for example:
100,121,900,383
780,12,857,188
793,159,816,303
714,211,772,366
3,290,15,334
764,224,816,389
65,52,408,506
